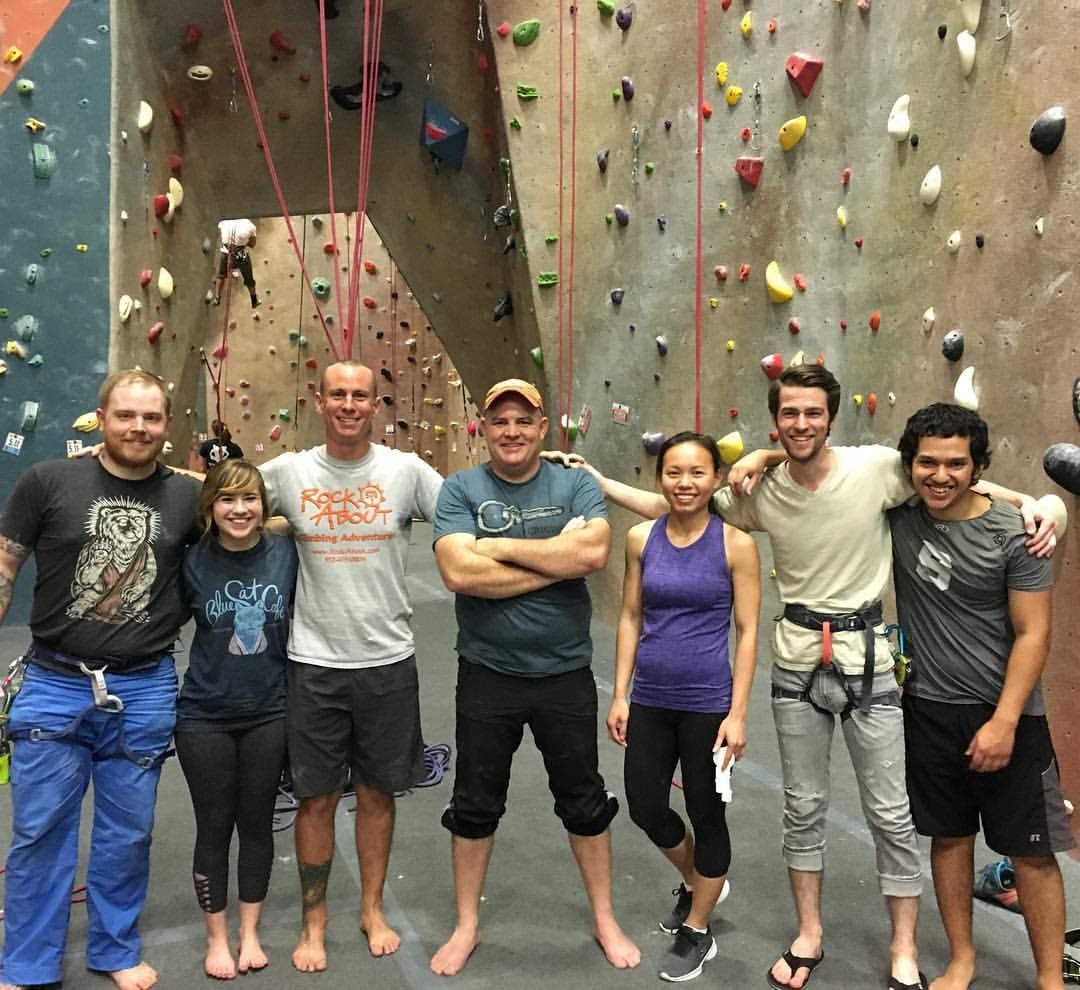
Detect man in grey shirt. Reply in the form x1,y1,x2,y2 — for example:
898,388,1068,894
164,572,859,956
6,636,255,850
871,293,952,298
890,403,1071,990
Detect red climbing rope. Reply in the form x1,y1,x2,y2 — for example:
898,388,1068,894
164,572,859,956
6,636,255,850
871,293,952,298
555,1,578,451
221,0,341,361
693,0,706,434
567,7,579,446
318,0,349,329
556,0,567,450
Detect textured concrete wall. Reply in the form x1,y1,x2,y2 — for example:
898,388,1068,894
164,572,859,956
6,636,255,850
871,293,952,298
0,0,112,621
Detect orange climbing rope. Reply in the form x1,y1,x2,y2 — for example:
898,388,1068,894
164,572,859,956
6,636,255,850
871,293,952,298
693,0,707,433
221,0,342,361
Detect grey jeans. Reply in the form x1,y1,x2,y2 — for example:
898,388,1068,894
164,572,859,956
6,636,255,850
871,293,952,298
771,665,923,898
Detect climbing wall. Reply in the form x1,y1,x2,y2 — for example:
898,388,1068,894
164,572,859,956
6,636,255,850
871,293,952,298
194,213,482,476
0,0,113,621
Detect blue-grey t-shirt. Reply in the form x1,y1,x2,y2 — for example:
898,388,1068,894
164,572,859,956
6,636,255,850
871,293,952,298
433,460,607,677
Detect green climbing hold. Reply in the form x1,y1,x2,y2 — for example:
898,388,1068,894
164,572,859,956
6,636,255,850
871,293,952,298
516,85,538,101
0,309,7,319
15,79,34,96
612,90,621,102
545,235,559,244
605,213,614,225
27,354,43,367
530,346,544,368
537,272,559,287
598,0,615,14
645,161,655,175
513,19,541,46
277,409,292,421
510,116,522,130
39,248,52,258
32,143,56,180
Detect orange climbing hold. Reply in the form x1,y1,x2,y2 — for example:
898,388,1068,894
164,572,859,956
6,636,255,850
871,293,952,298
794,273,808,292
363,260,378,274
738,263,751,281
363,296,377,309
269,29,296,55
869,311,881,332
867,393,878,414
702,101,713,120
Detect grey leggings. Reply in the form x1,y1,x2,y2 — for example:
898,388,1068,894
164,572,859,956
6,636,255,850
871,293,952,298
771,666,923,898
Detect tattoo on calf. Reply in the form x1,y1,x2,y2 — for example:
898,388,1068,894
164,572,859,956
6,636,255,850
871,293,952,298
299,859,332,915
0,539,28,561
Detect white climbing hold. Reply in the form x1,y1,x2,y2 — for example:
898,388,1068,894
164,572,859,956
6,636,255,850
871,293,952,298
922,306,936,333
137,100,153,133
168,176,184,208
946,230,962,253
186,64,213,82
1034,216,1045,236
887,94,911,142
120,129,128,143
836,205,849,229
954,366,978,410
957,30,976,77
157,267,175,299
162,194,176,222
118,294,133,322
120,209,129,223
132,299,142,313
960,0,982,34
919,165,942,206
888,392,897,406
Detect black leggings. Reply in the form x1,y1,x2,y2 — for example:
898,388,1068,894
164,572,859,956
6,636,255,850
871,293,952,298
175,719,286,912
624,702,732,878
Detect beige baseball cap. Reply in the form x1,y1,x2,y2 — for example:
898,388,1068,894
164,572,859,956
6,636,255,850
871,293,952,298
483,379,544,413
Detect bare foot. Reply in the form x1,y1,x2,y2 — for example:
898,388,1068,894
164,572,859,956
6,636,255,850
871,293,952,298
430,925,479,976
110,961,159,990
237,934,269,974
361,910,400,957
929,960,975,990
594,919,641,970
204,931,237,980
769,939,823,990
292,928,328,973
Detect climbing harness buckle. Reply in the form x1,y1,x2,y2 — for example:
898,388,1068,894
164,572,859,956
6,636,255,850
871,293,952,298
77,662,124,713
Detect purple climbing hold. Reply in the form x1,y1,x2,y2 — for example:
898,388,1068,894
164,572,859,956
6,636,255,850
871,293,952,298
1044,442,1080,495
597,148,610,173
614,203,630,226
657,215,667,232
642,431,666,455
664,119,672,131
621,76,634,101
616,8,633,30
655,334,668,356
1073,376,1080,427
611,288,625,304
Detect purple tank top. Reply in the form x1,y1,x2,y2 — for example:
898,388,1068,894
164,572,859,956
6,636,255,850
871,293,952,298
631,513,734,713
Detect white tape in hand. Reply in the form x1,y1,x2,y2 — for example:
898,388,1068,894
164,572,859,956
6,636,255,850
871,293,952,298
714,746,733,802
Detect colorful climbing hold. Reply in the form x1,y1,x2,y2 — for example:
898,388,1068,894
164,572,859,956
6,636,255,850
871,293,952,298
16,79,34,96
785,52,824,98
598,0,615,14
4,46,24,64
715,62,728,86
717,431,744,464
740,127,751,142
760,352,785,379
868,311,881,332
516,85,538,101
497,21,511,36
767,17,778,33
157,268,174,299
268,29,296,55
841,166,852,186
738,263,751,281
24,117,45,134
181,23,202,48
362,295,378,308
726,340,736,352
702,101,713,119
778,115,807,151
794,273,808,292
614,204,630,226
530,346,544,368
765,261,794,303
852,394,863,408
537,272,559,287
714,265,729,281
147,321,165,344
655,335,668,356
854,237,864,249
922,307,936,333
615,8,633,30
642,432,666,456
740,11,753,37
621,77,635,101
866,393,878,415
512,19,541,45
725,85,743,107
734,157,764,187
788,318,801,334
1030,106,1066,156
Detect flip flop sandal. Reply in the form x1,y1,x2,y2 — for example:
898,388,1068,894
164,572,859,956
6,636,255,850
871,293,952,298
766,948,825,990
887,973,928,990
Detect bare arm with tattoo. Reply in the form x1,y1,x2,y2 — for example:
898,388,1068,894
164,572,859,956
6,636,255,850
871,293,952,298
0,536,31,625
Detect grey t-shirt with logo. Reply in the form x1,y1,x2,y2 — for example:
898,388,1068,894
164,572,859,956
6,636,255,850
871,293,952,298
889,496,1053,715
434,460,607,678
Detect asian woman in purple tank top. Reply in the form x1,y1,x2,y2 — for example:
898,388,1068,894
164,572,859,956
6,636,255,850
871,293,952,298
608,432,761,982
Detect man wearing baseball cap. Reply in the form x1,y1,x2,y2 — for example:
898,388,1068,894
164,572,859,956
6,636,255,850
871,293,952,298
429,379,640,976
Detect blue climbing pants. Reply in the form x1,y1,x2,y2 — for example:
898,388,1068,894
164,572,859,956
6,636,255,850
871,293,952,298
0,658,176,985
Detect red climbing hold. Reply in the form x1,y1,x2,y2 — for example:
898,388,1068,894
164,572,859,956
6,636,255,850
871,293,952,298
181,23,202,49
721,0,732,9
212,341,229,360
299,73,311,83
168,153,183,173
767,17,778,33
867,393,878,414
477,53,489,74
839,319,848,331
741,127,751,143
322,243,337,255
760,352,785,379
139,268,153,288
788,318,801,334
770,430,779,442
729,407,739,418
794,273,807,292
497,21,511,37
147,322,164,344
785,53,824,98
168,103,185,128
854,237,864,249
815,354,826,366
482,127,495,144
841,166,852,186
702,102,713,120
278,110,291,121
363,296,377,309
714,265,729,281
152,194,170,218
738,263,751,281
269,29,296,55
363,260,377,275
305,358,318,369
734,156,764,187
868,311,881,331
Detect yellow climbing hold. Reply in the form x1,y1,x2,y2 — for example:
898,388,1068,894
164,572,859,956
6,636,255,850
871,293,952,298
715,62,728,87
836,205,848,229
3,46,23,64
73,411,100,432
765,261,794,303
75,244,88,252
709,297,719,309
789,351,806,366
726,340,736,352
740,11,753,37
725,85,743,107
778,115,807,151
168,176,184,208
25,118,46,134
852,393,864,408
717,201,728,212
5,341,26,359
717,431,744,465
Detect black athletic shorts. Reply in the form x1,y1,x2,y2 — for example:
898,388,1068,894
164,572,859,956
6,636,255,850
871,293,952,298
286,657,424,798
903,694,1075,856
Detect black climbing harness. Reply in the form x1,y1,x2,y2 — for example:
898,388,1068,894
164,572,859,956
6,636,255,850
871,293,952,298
771,602,900,718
